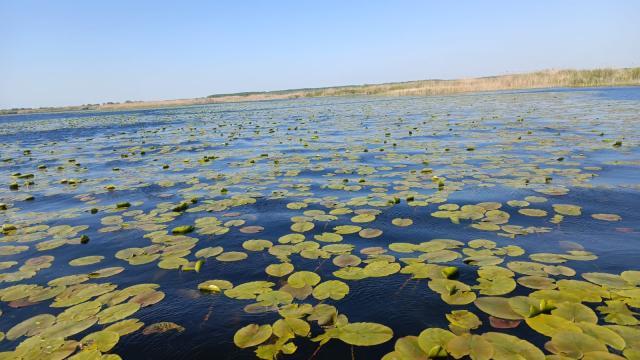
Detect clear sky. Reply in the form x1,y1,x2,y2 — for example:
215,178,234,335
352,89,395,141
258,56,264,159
1,0,639,108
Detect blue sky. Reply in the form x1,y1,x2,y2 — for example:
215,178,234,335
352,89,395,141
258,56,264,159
1,1,639,108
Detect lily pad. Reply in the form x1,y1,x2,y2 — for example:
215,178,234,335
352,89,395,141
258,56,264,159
234,324,273,348
312,280,350,300
337,322,393,346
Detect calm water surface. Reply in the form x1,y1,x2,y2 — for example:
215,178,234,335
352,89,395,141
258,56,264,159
1,87,639,359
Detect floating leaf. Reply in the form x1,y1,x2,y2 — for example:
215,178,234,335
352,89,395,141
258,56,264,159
518,208,547,217
548,331,607,358
97,302,141,324
287,271,321,288
69,256,104,266
482,332,544,360
6,314,56,340
291,222,314,233
351,214,375,223
552,302,598,324
446,310,482,330
359,228,383,238
582,272,632,289
273,318,310,338
446,333,494,360
392,218,413,227
243,239,273,251
474,297,523,320
517,276,556,290
337,322,393,346
312,280,349,300
591,213,621,221
80,330,120,352
552,204,582,216
105,318,145,336
234,324,273,348
525,314,582,337
265,263,294,277
198,279,233,292
416,328,455,357
216,251,248,262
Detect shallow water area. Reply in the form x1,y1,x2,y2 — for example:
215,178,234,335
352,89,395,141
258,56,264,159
0,87,639,360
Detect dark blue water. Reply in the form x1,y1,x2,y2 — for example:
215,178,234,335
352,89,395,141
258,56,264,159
1,87,639,359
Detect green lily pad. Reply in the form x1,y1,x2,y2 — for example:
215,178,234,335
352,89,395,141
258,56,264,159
446,333,494,360
351,214,375,223
525,314,582,336
216,251,248,262
104,318,145,336
359,228,383,238
265,263,294,277
518,208,547,217
552,204,582,216
332,254,361,267
256,290,293,306
198,279,233,292
291,222,314,232
69,256,104,266
446,310,482,330
548,331,607,358
582,272,632,289
597,300,640,325
312,280,349,300
97,302,141,324
363,261,400,277
482,332,544,360
287,271,321,288
474,276,516,296
517,275,556,290
242,239,273,251
577,322,625,350
234,324,273,348
314,232,343,243
80,330,120,352
337,322,393,346
591,213,621,221
552,302,598,323
474,297,523,320
40,316,98,338
417,328,455,357
225,281,274,300
6,314,56,340
391,218,413,227
273,317,310,338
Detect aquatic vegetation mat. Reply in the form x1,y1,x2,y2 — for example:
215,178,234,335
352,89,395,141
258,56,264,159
0,89,639,359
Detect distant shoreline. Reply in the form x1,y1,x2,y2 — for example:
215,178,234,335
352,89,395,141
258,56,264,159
3,67,639,116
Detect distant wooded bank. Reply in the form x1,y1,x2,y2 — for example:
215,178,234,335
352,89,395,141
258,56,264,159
3,67,639,115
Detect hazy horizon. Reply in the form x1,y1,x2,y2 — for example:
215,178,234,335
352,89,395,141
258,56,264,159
1,0,639,109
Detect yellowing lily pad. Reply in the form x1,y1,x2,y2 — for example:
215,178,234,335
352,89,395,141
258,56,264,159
392,218,413,227
234,324,272,348
287,271,321,288
474,297,523,320
265,263,294,277
69,256,104,266
6,313,56,340
80,330,120,352
337,322,393,346
312,280,349,300
446,333,494,360
216,251,248,262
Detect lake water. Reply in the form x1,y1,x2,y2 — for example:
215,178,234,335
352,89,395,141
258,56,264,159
1,87,639,359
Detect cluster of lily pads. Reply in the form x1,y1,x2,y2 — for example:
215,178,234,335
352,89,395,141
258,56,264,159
1,91,638,358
